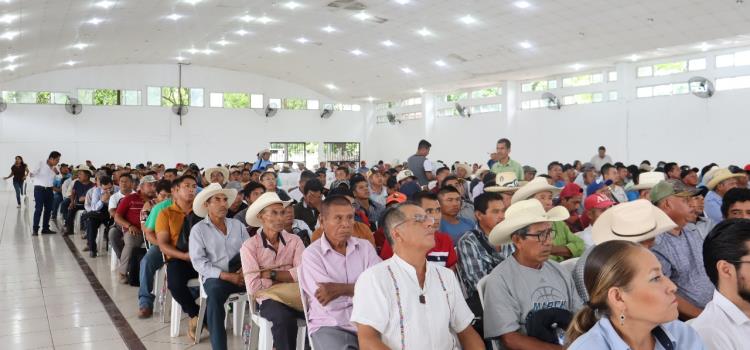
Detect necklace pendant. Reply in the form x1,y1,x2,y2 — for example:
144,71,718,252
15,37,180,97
419,294,425,304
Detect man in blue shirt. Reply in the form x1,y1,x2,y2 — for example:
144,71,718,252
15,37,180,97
438,186,475,243
704,168,743,222
251,148,273,171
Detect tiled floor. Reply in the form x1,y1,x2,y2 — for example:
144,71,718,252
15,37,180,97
0,192,247,349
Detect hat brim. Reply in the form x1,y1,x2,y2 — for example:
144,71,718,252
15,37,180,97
484,185,520,193
193,187,238,218
245,194,292,227
631,181,659,191
204,167,229,185
707,173,744,190
592,204,676,245
488,206,569,246
511,182,561,204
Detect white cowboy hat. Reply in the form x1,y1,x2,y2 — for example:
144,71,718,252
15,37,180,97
631,171,665,191
592,199,676,245
489,199,569,246
396,169,417,183
245,192,292,228
203,167,229,185
485,172,522,193
74,164,93,175
472,163,491,179
192,183,238,218
706,168,744,190
511,177,561,204
454,163,472,177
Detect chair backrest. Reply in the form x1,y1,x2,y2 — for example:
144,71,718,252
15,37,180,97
296,266,315,350
476,274,491,309
560,257,579,275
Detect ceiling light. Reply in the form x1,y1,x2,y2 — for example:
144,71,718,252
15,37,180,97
272,45,287,53
296,37,309,44
458,15,477,25
239,15,254,22
696,42,712,52
72,42,89,50
216,39,230,46
354,12,372,21
94,0,115,9
417,88,425,94
182,0,202,4
235,29,250,36
3,54,19,63
284,1,301,9
367,96,375,102
64,60,77,66
176,56,186,61
519,40,533,49
322,25,336,33
381,40,395,47
166,13,183,21
0,14,19,24
86,17,105,25
0,31,19,40
628,54,640,62
350,49,364,56
256,16,273,24
434,60,447,67
570,63,584,70
417,27,432,37
513,1,531,9
187,48,199,54
5,64,18,71
394,0,411,4
325,83,337,90
202,48,215,54
401,67,413,74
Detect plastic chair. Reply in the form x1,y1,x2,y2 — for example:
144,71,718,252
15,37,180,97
477,275,501,350
193,275,247,344
153,265,169,323
246,293,307,350
559,257,579,275
73,210,85,237
170,278,202,337
297,268,316,350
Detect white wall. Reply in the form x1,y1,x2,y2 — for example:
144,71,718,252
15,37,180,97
0,65,365,168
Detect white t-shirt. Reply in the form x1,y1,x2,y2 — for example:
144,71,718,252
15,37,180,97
109,191,127,211
691,289,750,350
351,254,474,350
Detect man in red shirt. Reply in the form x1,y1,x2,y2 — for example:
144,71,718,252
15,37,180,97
113,175,157,284
379,191,457,270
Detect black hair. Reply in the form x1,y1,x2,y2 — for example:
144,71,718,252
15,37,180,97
386,175,398,189
329,187,354,198
721,188,750,218
497,138,511,148
547,161,562,171
164,168,178,176
303,179,323,195
336,166,350,175
48,151,61,159
412,191,438,206
99,176,113,186
241,168,251,174
474,192,503,214
437,185,460,197
598,146,606,151
703,218,750,287
299,170,316,183
441,175,459,188
600,163,615,176
664,162,679,174
173,175,197,187
349,174,367,190
320,195,354,217
435,167,451,176
156,179,172,194
418,139,432,149
242,181,266,197
701,163,718,178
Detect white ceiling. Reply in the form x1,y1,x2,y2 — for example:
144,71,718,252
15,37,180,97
2,0,750,100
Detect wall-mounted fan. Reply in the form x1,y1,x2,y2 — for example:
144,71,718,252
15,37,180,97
265,104,278,118
65,96,83,115
688,76,715,98
0,97,6,113
542,92,561,110
455,103,471,118
172,104,188,116
320,108,333,119
386,111,401,125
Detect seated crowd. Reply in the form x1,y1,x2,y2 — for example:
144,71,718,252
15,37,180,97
31,139,750,350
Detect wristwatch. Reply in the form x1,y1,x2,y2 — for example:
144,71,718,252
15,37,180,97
269,270,277,281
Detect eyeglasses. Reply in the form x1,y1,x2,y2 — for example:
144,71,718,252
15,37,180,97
523,228,554,242
393,214,436,229
729,260,750,265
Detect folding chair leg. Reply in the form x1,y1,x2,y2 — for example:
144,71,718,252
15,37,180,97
170,298,182,337
233,299,246,336
194,297,206,344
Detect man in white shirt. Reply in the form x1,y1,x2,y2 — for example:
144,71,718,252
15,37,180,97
30,151,62,235
691,219,750,350
589,146,612,173
351,203,485,350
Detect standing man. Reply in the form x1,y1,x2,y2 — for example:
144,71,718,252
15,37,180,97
30,151,61,235
589,146,612,172
491,138,523,180
251,148,273,171
406,139,434,187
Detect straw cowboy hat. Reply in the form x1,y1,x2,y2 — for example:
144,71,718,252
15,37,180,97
489,199,569,246
454,163,472,177
485,172,523,193
203,167,229,185
631,171,665,191
706,168,745,190
245,192,292,228
511,177,561,204
74,164,93,175
192,183,238,218
592,199,676,245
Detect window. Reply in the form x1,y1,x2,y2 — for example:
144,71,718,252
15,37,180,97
636,83,689,98
307,99,319,110
325,103,361,111
470,87,502,99
269,98,281,109
608,91,618,101
209,93,223,107
190,89,204,107
147,86,202,107
283,98,306,110
520,99,548,110
608,71,618,82
223,93,250,108
562,73,603,88
654,61,687,76
436,108,458,117
250,94,264,109
716,75,750,91
445,92,468,102
77,89,140,105
716,54,734,68
637,66,653,78
270,142,307,163
469,103,502,114
122,90,141,105
323,142,360,162
400,97,422,106
352,104,361,111
688,58,706,71
400,112,422,120
716,50,750,68
521,80,556,92
636,87,653,98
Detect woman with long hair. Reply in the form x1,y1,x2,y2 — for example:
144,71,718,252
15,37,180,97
565,240,705,349
4,155,29,207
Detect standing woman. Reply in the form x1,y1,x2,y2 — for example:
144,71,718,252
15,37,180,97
565,240,705,350
4,156,29,208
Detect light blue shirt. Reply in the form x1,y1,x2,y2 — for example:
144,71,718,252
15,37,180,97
189,217,248,279
704,191,723,223
568,318,705,350
251,159,273,171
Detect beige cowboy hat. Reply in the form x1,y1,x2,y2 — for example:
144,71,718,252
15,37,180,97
489,199,569,246
203,167,229,185
192,183,238,218
485,172,523,193
592,199,676,245
74,164,93,175
396,169,417,183
706,168,744,190
511,177,561,204
245,192,292,228
454,163,472,177
631,171,665,191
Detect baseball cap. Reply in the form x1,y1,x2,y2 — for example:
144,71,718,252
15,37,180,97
584,193,615,211
650,180,693,204
396,169,417,183
560,183,583,199
586,179,613,195
679,167,699,179
141,175,158,183
744,164,750,172
386,192,407,206
330,179,350,190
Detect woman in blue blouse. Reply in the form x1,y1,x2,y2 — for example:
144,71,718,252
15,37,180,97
565,240,706,350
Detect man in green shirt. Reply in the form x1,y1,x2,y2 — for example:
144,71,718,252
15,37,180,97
137,181,176,318
491,138,523,180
